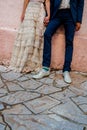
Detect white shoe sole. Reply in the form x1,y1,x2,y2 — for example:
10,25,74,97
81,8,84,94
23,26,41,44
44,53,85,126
32,73,49,79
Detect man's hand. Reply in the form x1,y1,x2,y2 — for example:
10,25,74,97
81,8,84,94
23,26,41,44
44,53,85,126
76,22,81,31
21,13,25,22
44,16,50,26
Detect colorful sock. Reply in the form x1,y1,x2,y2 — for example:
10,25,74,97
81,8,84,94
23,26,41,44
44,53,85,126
43,66,49,71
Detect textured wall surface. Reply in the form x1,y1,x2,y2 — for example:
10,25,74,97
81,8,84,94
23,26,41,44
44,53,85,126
0,0,87,72
0,0,24,64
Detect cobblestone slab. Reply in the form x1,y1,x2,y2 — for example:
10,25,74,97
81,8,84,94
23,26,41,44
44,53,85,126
24,96,60,114
1,71,22,81
0,88,8,97
5,126,10,130
70,72,87,84
79,104,87,114
0,93,7,97
0,91,40,105
0,123,6,130
2,104,32,115
25,73,34,79
0,102,5,110
3,114,85,130
37,77,53,84
0,66,87,130
71,96,87,114
41,78,54,84
17,75,29,82
54,79,69,88
49,114,84,130
0,79,4,88
35,84,61,95
50,88,76,102
50,99,87,125
0,65,8,73
6,82,24,91
80,81,87,90
69,85,87,96
72,96,87,105
0,116,4,124
18,79,42,90
4,115,62,130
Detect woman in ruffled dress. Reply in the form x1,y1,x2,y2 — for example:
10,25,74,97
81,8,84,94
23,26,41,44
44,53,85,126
9,0,50,73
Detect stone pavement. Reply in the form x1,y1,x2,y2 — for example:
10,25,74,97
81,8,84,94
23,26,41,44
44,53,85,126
0,65,87,130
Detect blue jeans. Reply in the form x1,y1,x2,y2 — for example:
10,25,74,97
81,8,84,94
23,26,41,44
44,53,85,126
42,9,75,72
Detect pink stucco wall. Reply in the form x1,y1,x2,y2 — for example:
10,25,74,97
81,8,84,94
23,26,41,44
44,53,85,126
0,0,87,72
0,0,24,64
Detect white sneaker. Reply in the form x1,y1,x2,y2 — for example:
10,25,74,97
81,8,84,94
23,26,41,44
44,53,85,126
32,68,50,79
63,71,72,84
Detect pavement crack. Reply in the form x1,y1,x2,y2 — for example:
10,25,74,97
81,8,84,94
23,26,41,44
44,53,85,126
70,97,86,114
0,75,10,93
55,113,87,126
83,127,87,130
1,114,12,130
